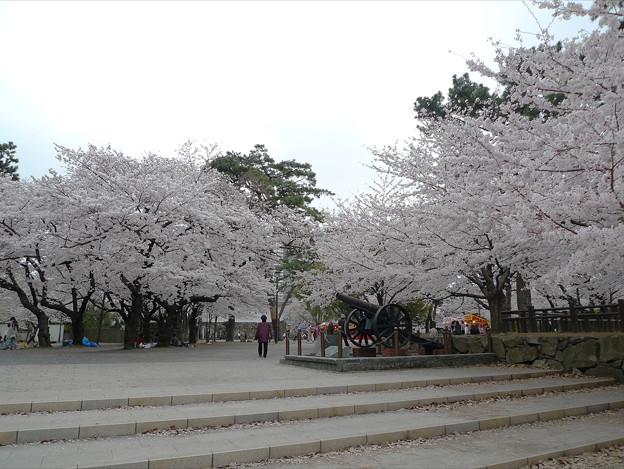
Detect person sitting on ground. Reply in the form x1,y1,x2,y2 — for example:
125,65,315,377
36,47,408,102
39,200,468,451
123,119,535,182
26,330,38,348
170,334,190,347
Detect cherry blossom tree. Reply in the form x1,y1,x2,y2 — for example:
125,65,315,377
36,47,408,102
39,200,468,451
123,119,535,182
300,175,432,317
0,175,58,346
44,144,277,348
309,1,622,331
371,1,623,329
0,143,279,349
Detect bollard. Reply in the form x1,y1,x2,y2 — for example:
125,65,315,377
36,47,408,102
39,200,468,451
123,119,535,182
443,329,452,354
285,329,290,355
297,330,302,356
394,327,399,356
337,327,343,358
320,330,326,357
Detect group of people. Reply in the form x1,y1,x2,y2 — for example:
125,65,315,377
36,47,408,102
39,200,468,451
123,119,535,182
451,320,482,335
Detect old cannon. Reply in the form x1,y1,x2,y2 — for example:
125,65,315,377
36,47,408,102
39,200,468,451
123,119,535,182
336,293,412,348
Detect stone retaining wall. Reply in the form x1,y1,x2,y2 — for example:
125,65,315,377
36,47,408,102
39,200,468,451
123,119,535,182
450,334,624,381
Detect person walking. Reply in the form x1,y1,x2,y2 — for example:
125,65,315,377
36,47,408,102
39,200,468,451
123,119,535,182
6,317,18,350
255,314,272,358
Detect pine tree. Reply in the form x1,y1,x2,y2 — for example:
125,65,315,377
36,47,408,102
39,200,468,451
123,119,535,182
0,142,19,181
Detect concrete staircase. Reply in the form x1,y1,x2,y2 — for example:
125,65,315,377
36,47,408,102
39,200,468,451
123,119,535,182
0,369,623,468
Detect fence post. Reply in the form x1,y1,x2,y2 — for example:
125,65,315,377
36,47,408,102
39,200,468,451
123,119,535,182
486,329,492,353
394,327,399,356
570,305,578,333
337,327,343,358
527,306,537,333
619,300,624,332
285,328,290,355
443,329,452,354
320,330,326,357
297,330,302,356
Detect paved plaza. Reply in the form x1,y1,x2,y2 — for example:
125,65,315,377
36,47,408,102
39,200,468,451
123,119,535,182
0,340,452,399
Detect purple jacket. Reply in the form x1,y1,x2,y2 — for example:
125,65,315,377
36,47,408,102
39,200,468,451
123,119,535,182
256,322,272,342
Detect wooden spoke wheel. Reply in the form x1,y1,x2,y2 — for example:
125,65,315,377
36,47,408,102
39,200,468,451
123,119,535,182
345,309,379,347
373,304,412,348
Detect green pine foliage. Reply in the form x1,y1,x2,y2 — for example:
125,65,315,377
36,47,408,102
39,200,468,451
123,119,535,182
210,144,333,221
0,142,19,181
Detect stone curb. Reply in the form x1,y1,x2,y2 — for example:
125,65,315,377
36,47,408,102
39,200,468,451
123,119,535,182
0,369,560,415
0,376,615,446
73,398,624,469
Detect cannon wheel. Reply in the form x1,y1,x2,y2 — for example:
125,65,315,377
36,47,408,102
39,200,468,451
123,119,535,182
373,304,412,348
345,309,379,347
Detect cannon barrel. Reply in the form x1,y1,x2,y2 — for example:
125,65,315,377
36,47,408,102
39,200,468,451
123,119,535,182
336,293,380,315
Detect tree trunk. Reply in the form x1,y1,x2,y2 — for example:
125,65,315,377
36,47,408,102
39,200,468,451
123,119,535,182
178,308,189,342
123,289,142,350
504,280,512,311
487,292,506,333
467,264,512,332
36,312,51,347
516,274,533,310
141,311,152,343
0,273,52,347
206,313,213,343
96,294,106,344
225,315,235,342
70,313,86,343
188,305,199,344
158,303,180,347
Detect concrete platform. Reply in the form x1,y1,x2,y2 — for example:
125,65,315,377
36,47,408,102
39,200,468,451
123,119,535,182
281,352,497,371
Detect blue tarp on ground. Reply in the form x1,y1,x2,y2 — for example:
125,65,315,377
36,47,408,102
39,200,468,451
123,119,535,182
82,337,99,347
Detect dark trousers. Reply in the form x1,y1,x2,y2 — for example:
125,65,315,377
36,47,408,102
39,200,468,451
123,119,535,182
258,341,268,357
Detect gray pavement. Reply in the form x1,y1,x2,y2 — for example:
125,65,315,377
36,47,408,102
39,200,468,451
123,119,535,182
1,341,623,469
0,341,545,409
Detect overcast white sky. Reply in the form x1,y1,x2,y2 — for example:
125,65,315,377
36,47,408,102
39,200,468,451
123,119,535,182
0,1,593,203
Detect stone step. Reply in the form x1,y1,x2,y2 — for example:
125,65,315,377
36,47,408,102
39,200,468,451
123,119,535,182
0,379,622,469
0,386,622,469
0,375,613,446
254,409,624,469
0,367,560,415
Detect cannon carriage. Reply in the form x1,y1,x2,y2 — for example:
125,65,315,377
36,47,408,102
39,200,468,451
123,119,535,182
336,293,413,348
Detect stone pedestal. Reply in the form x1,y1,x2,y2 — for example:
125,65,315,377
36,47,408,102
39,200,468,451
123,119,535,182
352,347,377,357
